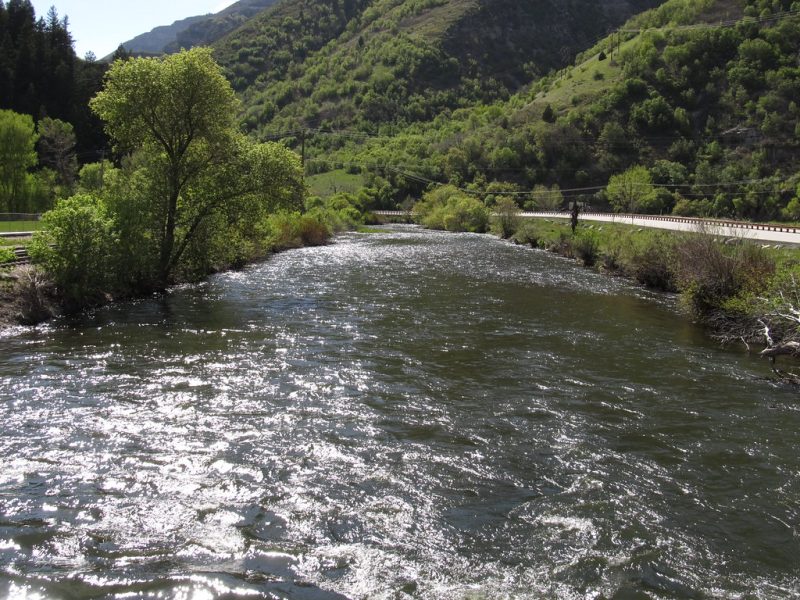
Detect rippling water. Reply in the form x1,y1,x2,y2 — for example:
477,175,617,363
1,226,798,599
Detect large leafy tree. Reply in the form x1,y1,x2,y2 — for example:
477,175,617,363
90,47,305,288
37,117,78,187
0,108,37,212
606,165,657,214
91,48,245,285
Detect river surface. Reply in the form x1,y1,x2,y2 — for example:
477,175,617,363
0,225,798,599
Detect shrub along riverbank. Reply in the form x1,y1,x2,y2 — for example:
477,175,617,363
519,220,800,373
0,194,367,330
411,186,800,375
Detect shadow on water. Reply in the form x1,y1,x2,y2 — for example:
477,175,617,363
0,226,798,599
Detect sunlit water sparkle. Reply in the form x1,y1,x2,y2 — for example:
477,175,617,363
1,226,798,599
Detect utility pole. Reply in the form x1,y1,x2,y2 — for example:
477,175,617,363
100,149,105,191
300,129,306,172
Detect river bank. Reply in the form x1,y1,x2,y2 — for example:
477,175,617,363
0,207,361,333
511,217,800,370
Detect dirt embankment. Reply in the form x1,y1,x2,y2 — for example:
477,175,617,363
0,266,57,332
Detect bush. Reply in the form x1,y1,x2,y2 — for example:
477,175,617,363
442,196,490,233
413,186,489,233
512,221,541,247
262,211,304,251
29,193,116,310
490,197,522,239
674,233,774,317
573,229,600,266
13,265,55,324
262,210,335,251
627,233,678,291
0,247,14,264
297,213,333,246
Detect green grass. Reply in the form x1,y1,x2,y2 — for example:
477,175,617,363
514,217,800,268
0,220,42,233
306,169,365,198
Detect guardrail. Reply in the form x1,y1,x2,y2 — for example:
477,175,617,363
521,211,800,234
0,213,41,221
0,232,35,239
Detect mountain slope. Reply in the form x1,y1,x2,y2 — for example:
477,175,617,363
120,14,209,55
211,0,665,136
119,0,278,56
166,0,281,52
320,0,800,220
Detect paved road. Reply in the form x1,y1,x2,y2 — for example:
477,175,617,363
523,212,800,245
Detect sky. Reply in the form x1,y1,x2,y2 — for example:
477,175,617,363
29,0,237,58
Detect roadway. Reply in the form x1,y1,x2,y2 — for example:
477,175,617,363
372,211,800,245
523,212,800,245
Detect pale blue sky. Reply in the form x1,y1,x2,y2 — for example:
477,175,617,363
29,1,236,58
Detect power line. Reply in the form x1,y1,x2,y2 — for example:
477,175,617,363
305,157,795,199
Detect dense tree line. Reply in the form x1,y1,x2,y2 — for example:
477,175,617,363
0,0,106,155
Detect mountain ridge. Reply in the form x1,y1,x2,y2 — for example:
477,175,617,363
118,0,279,56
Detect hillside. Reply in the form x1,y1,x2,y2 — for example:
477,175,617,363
118,14,209,55
211,0,664,136
118,0,278,56
303,0,800,222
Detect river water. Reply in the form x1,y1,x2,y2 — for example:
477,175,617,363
0,225,798,599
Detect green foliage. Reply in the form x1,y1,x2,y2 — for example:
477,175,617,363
412,185,489,232
0,4,107,156
37,117,78,188
91,48,245,285
0,109,38,212
674,234,775,317
216,0,658,141
262,210,335,251
299,0,800,221
606,166,657,213
29,194,115,309
490,197,522,239
78,161,116,193
527,185,564,211
626,232,677,291
572,228,600,267
0,246,14,264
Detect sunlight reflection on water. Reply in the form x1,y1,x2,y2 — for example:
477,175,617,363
1,226,799,599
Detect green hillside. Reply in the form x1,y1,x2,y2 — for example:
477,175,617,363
306,0,800,220
211,0,664,136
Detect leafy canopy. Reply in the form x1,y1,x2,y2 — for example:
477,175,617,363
0,109,38,212
91,47,238,158
606,165,657,214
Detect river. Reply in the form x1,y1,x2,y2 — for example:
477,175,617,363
0,225,798,599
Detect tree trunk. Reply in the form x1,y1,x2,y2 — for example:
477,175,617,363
158,179,180,287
